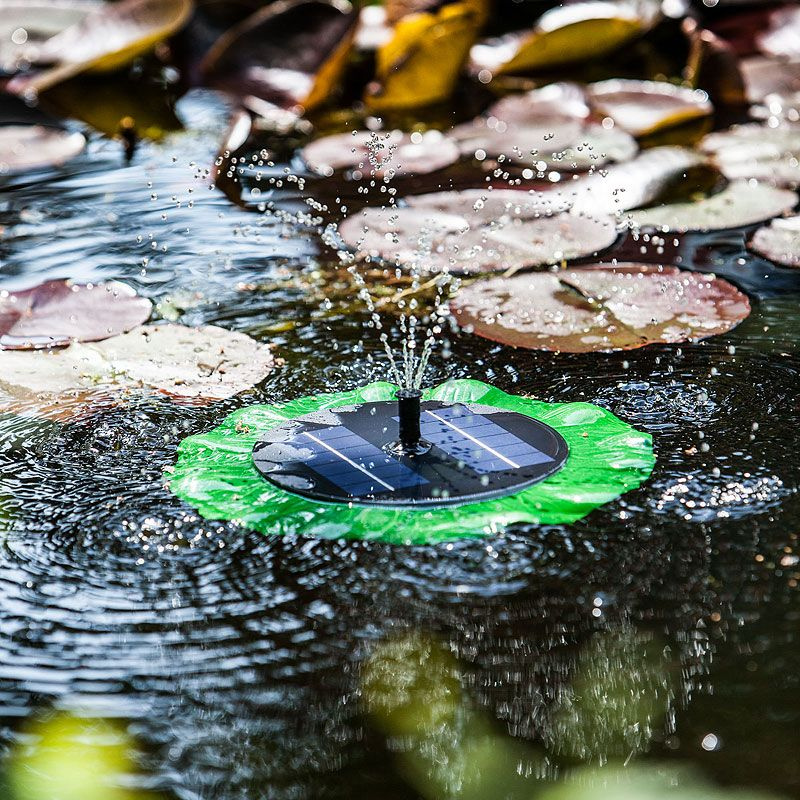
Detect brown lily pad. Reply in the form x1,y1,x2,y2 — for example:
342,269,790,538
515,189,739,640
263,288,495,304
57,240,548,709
7,0,193,96
301,129,460,178
200,0,357,113
338,189,618,275
0,125,85,175
628,180,798,233
586,79,713,138
700,123,800,188
0,323,275,401
749,215,800,268
0,280,152,350
451,264,750,353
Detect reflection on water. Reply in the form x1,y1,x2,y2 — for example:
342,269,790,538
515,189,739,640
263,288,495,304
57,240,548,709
1,90,800,799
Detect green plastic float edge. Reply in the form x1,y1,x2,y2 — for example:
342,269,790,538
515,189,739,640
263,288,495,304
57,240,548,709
169,379,655,544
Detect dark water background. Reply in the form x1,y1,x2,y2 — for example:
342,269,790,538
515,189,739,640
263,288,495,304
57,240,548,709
1,90,800,799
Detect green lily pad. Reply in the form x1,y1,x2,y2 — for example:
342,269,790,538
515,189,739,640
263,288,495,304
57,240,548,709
469,0,660,76
169,379,655,543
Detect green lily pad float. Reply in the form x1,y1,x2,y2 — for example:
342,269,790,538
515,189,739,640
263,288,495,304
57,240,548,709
169,379,655,543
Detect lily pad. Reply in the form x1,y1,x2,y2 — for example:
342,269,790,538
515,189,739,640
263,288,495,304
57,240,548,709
586,79,712,138
450,117,637,170
469,0,660,76
0,125,85,175
749,215,800,268
700,123,800,188
200,0,357,113
365,1,483,111
0,279,152,350
628,180,798,233
338,189,618,274
566,146,707,217
740,55,800,116
0,323,275,401
451,264,750,353
0,0,102,71
449,84,636,169
486,82,591,123
756,6,800,59
301,129,460,178
7,0,193,95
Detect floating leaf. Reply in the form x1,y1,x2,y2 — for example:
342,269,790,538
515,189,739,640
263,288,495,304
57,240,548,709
449,82,635,169
451,117,636,170
628,180,798,233
0,0,102,71
365,2,482,111
566,146,707,217
487,81,591,122
301,129,460,177
700,123,800,188
756,6,800,59
469,0,660,77
0,279,152,350
201,0,357,112
0,124,85,175
451,264,750,352
749,215,800,268
586,79,712,138
740,55,800,116
338,189,618,274
7,0,193,95
0,323,275,401
39,73,183,141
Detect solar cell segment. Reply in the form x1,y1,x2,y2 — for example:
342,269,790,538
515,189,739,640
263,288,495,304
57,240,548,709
300,428,428,494
417,405,556,474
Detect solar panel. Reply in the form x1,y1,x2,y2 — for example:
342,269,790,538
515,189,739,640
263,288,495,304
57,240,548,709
253,400,569,508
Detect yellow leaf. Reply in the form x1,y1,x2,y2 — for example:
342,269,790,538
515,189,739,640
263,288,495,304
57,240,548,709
470,1,660,76
8,0,193,96
366,2,484,111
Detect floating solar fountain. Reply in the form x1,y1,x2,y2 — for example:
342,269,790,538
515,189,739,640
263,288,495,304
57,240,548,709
170,380,655,544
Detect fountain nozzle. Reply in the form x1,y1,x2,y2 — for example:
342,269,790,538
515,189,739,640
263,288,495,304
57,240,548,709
392,388,431,456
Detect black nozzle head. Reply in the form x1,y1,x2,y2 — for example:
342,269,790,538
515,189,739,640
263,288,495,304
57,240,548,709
391,388,431,456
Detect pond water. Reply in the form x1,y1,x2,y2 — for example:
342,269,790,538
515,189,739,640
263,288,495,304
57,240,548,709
1,89,800,799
